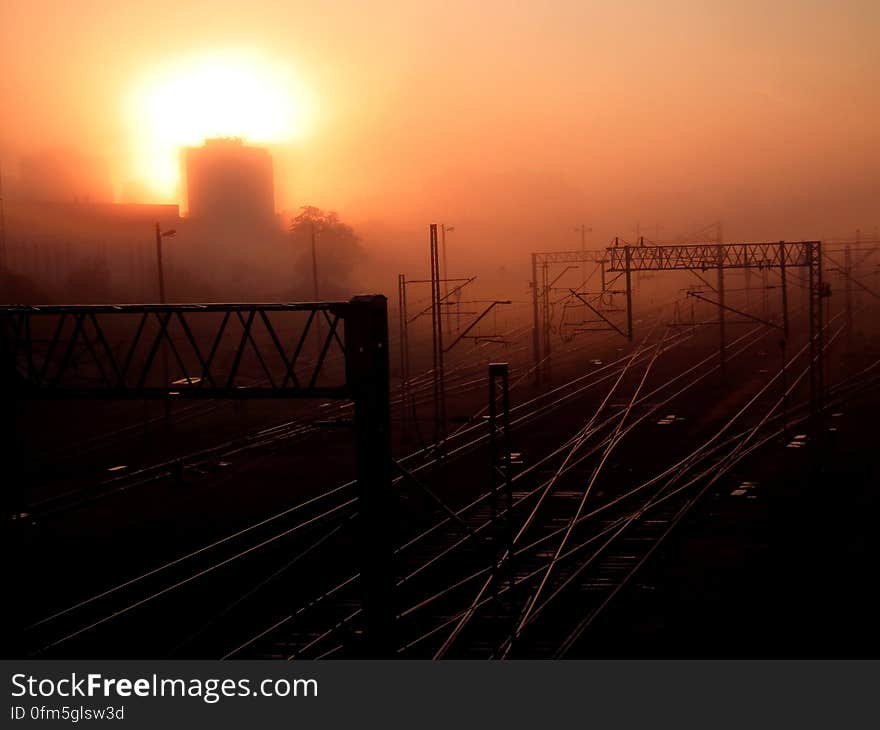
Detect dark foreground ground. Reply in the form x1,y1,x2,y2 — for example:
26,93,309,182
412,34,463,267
7,306,880,659
581,387,880,658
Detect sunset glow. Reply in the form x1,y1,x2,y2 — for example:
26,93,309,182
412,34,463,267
128,52,312,198
4,0,880,682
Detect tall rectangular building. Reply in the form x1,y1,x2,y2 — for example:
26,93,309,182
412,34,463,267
183,138,275,227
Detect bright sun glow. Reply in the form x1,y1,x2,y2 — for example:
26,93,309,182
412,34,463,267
128,52,312,200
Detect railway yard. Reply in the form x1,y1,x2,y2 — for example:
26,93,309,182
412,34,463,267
5,238,880,659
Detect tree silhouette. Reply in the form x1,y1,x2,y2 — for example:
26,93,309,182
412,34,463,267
289,206,363,297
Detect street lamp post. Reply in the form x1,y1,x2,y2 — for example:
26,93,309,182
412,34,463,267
310,220,323,358
155,223,176,421
154,223,176,303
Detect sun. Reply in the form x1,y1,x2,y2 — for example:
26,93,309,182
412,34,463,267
128,51,312,200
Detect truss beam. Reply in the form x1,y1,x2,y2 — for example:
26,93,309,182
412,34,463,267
607,241,815,272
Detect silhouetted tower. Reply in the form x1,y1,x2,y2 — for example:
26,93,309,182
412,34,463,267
183,138,275,228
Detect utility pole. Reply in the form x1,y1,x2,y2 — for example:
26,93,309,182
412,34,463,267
344,295,395,656
779,241,789,340
624,244,633,341
397,273,410,444
429,224,447,448
844,239,853,349
310,220,322,359
808,240,825,417
310,221,319,300
155,223,176,422
488,362,512,595
531,253,540,386
716,222,726,376
441,224,454,336
541,260,551,381
634,222,641,293
154,223,168,303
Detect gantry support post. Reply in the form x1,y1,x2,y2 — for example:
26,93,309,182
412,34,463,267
344,294,395,657
488,362,512,592
0,316,22,519
844,242,853,349
541,261,551,382
717,244,727,375
624,245,633,340
779,241,789,340
397,273,410,444
762,267,770,321
0,315,24,655
3,298,395,655
744,266,752,310
441,224,452,339
807,241,825,418
429,224,447,447
531,253,541,386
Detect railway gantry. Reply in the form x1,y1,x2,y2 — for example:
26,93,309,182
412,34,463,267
606,240,827,414
0,296,394,656
531,241,829,416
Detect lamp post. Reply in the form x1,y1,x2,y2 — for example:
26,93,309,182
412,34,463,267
309,220,324,358
154,223,176,304
155,223,176,421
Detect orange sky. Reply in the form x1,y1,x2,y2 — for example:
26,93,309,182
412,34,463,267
1,0,878,248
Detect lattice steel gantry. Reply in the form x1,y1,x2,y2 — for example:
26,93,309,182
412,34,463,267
0,296,396,656
606,240,829,414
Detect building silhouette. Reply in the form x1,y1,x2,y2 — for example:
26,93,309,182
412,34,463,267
3,138,290,303
184,138,275,229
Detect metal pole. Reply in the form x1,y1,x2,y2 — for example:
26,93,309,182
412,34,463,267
310,221,322,359
429,225,446,446
155,223,166,304
808,241,820,417
0,311,21,517
717,245,726,375
441,224,451,338
0,309,24,653
815,241,825,413
531,253,540,386
762,266,769,320
488,363,499,589
541,261,551,382
744,267,752,310
397,273,409,444
716,226,726,376
844,241,853,349
155,223,170,421
344,295,394,657
488,362,512,594
780,337,788,438
779,241,789,340
624,245,633,340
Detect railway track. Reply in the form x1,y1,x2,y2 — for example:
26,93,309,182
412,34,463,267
16,291,856,660
18,300,691,656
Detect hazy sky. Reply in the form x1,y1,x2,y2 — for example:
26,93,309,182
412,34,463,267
2,0,878,248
